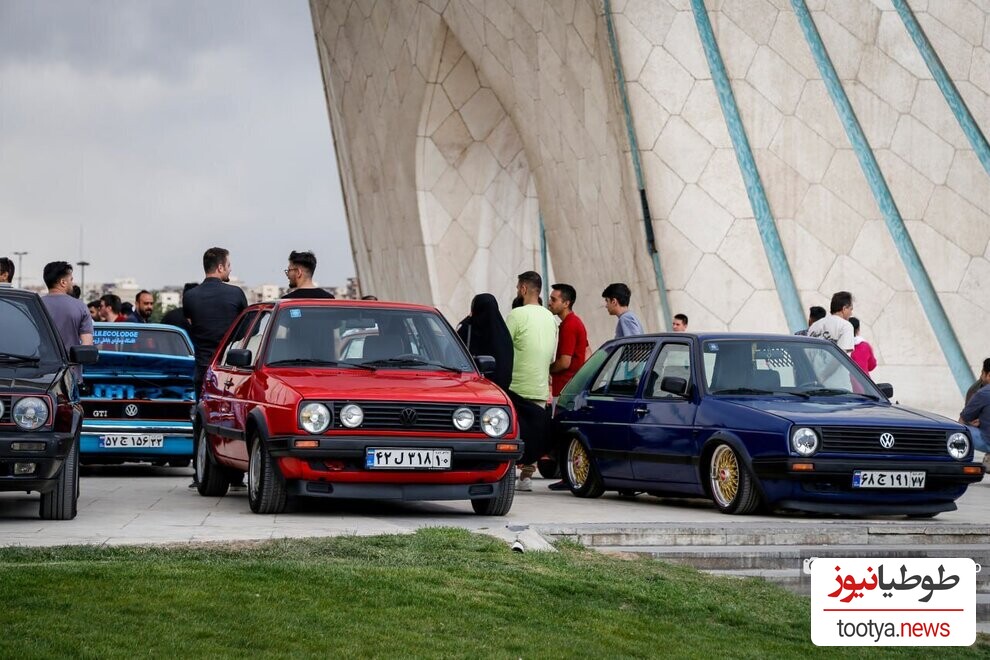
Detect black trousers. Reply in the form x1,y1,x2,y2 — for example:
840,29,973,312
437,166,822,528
507,390,549,465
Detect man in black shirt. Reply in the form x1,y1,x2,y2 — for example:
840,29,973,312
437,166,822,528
183,247,248,489
281,250,334,299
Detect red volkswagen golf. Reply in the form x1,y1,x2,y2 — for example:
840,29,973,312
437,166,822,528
194,299,521,515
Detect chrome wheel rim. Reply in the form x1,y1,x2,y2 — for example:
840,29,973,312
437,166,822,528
566,439,590,489
710,445,739,507
195,430,207,484
248,441,261,500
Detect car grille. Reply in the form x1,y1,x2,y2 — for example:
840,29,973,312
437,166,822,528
331,401,483,433
82,400,193,421
819,426,948,456
0,395,11,423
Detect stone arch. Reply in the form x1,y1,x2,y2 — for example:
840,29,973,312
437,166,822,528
415,20,546,321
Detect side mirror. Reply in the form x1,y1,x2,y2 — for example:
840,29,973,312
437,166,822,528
877,383,894,398
660,376,689,397
474,355,496,376
70,345,99,365
225,348,252,368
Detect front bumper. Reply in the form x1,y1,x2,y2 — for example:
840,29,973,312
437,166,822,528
81,421,194,458
0,431,75,493
751,457,984,514
293,480,508,501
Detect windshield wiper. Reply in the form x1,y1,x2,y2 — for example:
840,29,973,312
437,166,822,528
798,387,877,400
360,357,464,373
0,352,40,364
266,358,375,371
711,387,773,395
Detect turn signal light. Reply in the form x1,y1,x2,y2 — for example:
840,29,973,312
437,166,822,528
963,466,983,475
294,439,320,449
496,443,518,452
791,463,815,471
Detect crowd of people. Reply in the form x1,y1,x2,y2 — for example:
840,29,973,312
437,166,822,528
2,250,988,479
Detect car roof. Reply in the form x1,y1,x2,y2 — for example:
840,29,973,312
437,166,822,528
93,322,187,330
0,287,43,302
607,332,829,343
243,299,440,313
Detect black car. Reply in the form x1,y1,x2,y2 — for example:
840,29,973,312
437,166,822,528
0,287,97,519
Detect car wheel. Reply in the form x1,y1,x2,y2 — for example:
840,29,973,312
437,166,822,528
40,435,79,520
247,435,287,514
471,461,516,516
537,455,559,479
565,437,604,498
168,459,191,469
195,427,230,497
709,443,760,514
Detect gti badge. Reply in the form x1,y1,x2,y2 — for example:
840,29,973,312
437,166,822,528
124,404,139,417
879,432,895,449
399,408,418,426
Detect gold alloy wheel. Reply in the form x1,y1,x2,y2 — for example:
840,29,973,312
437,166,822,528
710,445,739,508
567,439,590,489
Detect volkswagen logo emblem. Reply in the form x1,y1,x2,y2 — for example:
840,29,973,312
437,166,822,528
124,404,139,418
879,432,895,449
399,408,418,426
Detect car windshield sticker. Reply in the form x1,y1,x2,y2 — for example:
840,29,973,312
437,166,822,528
707,343,718,352
290,309,302,318
94,329,138,344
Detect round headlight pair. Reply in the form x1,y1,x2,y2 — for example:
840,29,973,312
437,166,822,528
481,407,510,438
12,397,49,431
947,432,970,461
790,427,819,456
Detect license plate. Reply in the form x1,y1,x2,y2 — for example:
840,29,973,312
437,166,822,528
852,470,925,489
365,448,451,470
99,434,165,448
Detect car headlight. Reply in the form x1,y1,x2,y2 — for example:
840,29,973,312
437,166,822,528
481,407,510,438
790,427,819,456
339,404,364,429
947,432,970,461
452,407,475,431
13,397,49,431
299,402,331,434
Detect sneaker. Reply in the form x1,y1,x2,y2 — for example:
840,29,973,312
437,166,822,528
188,482,199,490
547,480,569,491
229,482,247,492
516,477,533,492
982,453,990,473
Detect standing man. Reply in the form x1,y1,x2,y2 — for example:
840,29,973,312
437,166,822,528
282,250,334,299
672,313,689,332
0,257,13,287
127,290,154,323
86,300,101,321
807,291,855,353
546,283,588,491
98,294,125,322
602,282,644,338
41,262,94,375
506,271,557,492
795,306,826,336
183,247,248,489
959,358,990,470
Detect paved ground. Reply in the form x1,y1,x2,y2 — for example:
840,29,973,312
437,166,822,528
1,465,987,547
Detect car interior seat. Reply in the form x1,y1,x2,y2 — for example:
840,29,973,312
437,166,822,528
752,369,781,390
362,334,404,361
710,345,754,391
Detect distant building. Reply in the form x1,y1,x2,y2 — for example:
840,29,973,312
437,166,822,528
248,284,282,303
157,290,181,311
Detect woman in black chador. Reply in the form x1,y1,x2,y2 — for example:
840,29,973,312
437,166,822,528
456,293,513,392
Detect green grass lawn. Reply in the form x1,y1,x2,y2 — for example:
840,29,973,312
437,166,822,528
0,528,986,658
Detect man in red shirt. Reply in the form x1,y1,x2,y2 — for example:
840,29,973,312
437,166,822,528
547,283,589,491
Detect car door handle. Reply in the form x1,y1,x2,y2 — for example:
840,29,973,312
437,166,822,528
634,406,648,416
223,378,234,389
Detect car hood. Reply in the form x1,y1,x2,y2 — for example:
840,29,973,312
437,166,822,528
0,365,62,394
726,398,957,429
86,352,195,379
264,368,510,405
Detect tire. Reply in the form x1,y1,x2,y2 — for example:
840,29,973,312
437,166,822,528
247,434,287,514
708,443,760,514
195,427,230,497
537,456,560,479
471,461,516,515
564,437,604,498
40,435,79,520
168,459,191,469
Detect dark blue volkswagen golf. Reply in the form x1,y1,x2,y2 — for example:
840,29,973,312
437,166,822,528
553,334,984,517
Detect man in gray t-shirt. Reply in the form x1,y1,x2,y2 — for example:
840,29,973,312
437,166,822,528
960,358,990,456
40,262,94,370
602,282,644,338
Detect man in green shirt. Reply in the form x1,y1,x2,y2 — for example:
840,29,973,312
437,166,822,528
506,271,557,491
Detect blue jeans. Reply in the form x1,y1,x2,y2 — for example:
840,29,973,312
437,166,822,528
966,425,989,454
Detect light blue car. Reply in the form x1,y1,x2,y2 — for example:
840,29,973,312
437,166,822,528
80,323,196,467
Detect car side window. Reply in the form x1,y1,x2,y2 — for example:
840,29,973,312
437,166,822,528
219,312,256,366
588,342,654,397
647,343,691,399
242,311,272,366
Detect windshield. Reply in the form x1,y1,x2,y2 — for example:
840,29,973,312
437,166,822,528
93,326,192,356
0,297,62,364
702,339,882,398
266,306,475,372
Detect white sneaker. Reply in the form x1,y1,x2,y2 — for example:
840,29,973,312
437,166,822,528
516,477,533,492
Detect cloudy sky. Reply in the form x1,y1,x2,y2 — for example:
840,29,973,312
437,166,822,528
0,0,353,290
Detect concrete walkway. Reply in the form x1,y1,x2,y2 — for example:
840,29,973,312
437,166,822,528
0,465,987,548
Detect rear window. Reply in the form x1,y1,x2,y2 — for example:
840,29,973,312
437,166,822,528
93,327,192,356
0,296,61,364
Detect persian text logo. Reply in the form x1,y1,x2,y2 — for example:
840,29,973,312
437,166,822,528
807,557,977,646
